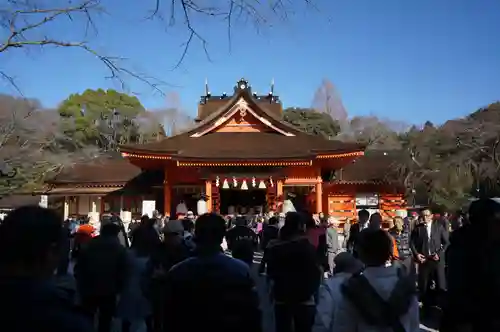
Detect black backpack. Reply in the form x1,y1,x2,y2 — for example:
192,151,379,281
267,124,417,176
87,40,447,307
340,269,416,332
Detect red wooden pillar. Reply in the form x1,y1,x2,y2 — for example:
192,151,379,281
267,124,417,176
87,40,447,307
266,183,277,212
164,168,171,216
211,182,220,213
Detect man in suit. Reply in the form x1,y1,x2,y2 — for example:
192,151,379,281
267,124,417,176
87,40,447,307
346,209,370,257
410,209,449,308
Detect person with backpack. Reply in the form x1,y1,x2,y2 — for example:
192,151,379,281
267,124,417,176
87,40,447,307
312,252,364,332
329,229,420,332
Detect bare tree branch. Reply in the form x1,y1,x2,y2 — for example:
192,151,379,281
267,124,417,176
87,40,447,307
1,0,316,93
147,0,314,69
0,0,168,93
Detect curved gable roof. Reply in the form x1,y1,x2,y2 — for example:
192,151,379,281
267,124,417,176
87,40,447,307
120,89,365,160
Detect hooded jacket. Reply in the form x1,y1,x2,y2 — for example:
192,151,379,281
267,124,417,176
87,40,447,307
314,266,420,332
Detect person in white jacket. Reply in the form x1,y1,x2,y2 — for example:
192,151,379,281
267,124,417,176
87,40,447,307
313,229,420,332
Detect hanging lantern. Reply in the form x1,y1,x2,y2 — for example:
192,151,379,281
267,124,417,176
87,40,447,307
258,180,266,189
233,177,238,187
222,178,230,189
269,176,274,187
252,177,256,187
241,179,248,190
215,176,220,187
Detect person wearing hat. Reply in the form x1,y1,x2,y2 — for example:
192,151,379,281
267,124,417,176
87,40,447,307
75,223,129,332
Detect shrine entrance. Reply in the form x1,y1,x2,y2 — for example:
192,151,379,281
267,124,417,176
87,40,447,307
220,189,266,215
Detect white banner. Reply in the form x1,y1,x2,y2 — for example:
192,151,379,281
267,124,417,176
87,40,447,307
39,195,48,208
142,200,156,218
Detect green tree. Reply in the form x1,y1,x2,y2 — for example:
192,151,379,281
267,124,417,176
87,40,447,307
58,89,154,150
283,107,341,138
392,101,500,211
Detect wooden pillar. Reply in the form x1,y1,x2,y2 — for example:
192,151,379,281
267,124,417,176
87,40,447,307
63,197,69,220
266,185,277,212
164,168,171,216
277,180,283,199
91,197,97,213
212,182,220,214
276,180,284,212
315,177,323,214
205,179,212,212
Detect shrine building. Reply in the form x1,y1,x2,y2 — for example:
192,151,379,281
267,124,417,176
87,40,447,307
32,78,405,225
118,78,363,215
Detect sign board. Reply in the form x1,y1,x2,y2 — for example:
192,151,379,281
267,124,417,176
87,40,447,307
120,211,132,223
39,195,48,208
355,193,379,207
366,195,379,206
142,200,156,218
355,195,367,206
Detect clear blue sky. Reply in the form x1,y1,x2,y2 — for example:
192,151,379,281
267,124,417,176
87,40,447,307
1,0,499,124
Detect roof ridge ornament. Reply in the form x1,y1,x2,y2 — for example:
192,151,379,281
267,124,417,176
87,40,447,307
236,78,249,92
205,78,211,97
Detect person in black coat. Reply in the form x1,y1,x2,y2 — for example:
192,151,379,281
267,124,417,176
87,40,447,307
261,217,280,250
56,219,72,276
163,213,261,332
441,199,500,331
226,216,258,266
346,209,370,257
410,209,449,309
262,212,320,332
0,206,94,332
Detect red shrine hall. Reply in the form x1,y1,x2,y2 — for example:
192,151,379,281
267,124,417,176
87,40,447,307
37,79,407,225
119,78,365,216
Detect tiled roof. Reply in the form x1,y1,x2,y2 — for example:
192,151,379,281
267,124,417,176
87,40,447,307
48,157,140,184
0,195,55,209
121,89,365,160
123,131,364,160
337,151,403,183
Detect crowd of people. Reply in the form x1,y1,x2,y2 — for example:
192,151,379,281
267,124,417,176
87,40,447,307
0,200,499,332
